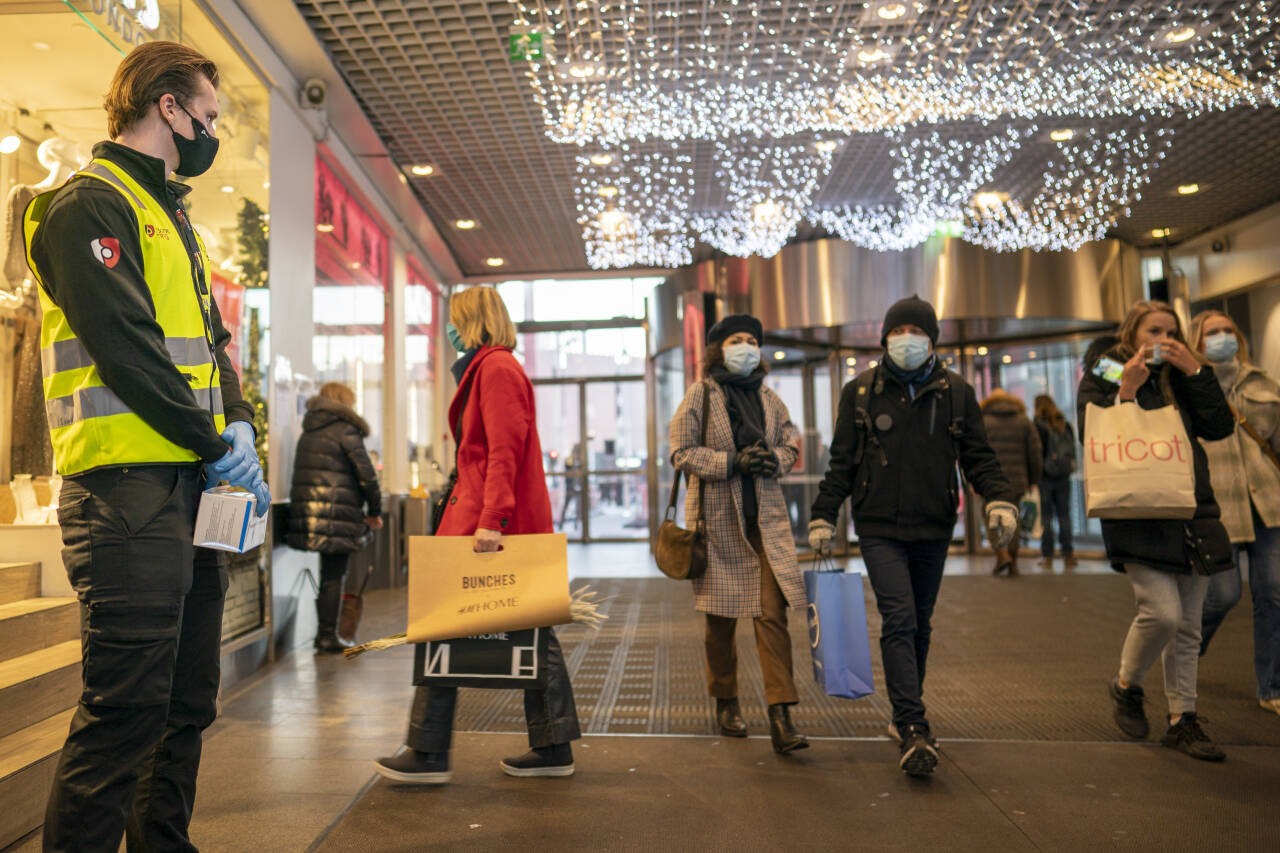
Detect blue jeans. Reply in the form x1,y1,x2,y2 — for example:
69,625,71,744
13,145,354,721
858,537,951,729
1039,477,1073,557
1200,512,1280,701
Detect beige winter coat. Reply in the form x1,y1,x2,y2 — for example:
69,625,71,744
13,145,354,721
1200,363,1280,542
669,380,805,618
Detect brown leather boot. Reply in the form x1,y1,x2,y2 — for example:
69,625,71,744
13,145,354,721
768,703,809,754
716,698,748,737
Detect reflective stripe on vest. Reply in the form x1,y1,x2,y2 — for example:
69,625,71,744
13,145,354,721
41,336,213,375
46,384,224,430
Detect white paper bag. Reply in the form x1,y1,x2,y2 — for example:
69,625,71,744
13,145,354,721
1082,402,1196,520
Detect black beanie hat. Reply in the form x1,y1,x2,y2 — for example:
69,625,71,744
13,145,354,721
880,296,939,346
707,313,764,346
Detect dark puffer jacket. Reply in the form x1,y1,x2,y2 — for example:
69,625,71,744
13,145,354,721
1077,341,1234,575
287,396,382,554
980,390,1042,497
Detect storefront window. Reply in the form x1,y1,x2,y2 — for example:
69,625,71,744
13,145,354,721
406,258,440,488
313,155,388,465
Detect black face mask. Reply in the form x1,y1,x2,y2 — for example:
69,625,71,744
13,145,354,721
170,101,219,178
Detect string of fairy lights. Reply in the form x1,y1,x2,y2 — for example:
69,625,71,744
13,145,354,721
508,0,1280,267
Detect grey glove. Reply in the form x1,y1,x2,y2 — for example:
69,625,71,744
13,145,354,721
985,500,1019,550
808,518,835,555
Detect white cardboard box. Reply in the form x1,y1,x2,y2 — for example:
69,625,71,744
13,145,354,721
194,487,268,553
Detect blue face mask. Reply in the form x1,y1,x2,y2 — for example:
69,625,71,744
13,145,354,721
887,333,931,371
1203,332,1239,363
722,343,761,376
446,323,466,353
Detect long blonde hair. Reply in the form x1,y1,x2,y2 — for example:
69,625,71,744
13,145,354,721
1113,299,1204,404
1189,309,1252,365
449,286,517,350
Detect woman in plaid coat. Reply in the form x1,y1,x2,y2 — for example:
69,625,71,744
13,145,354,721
669,314,808,754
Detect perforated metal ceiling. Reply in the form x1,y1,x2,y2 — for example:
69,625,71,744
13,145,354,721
294,1,1280,276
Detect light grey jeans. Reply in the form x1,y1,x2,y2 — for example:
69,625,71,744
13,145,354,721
1119,564,1210,715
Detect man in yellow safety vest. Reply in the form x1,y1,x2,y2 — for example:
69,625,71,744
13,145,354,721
23,41,269,852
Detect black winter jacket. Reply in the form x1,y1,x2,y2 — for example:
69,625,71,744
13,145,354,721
980,391,1042,498
287,396,382,554
1077,345,1234,575
812,362,1018,541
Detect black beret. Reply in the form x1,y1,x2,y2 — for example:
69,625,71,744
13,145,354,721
707,313,764,346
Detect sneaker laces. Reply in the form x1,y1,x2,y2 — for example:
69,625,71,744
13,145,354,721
1180,714,1212,742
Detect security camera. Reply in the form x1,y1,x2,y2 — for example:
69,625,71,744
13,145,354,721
1210,237,1230,254
300,78,327,110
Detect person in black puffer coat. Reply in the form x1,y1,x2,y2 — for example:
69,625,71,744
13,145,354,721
980,388,1043,576
288,382,383,653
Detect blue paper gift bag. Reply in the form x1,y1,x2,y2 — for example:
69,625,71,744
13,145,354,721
804,569,875,700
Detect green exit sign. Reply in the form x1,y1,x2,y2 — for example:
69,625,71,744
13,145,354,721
509,31,545,61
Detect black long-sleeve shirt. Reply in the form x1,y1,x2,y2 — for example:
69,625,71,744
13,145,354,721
28,141,252,465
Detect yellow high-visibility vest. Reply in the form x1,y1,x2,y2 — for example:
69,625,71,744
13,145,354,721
23,157,225,476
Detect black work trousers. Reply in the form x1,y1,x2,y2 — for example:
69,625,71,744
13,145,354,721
44,465,228,853
406,628,581,753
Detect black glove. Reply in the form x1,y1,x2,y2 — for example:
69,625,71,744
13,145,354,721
733,448,758,477
752,445,779,477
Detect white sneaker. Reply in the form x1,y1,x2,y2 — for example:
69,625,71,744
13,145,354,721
1260,698,1280,717
887,722,901,743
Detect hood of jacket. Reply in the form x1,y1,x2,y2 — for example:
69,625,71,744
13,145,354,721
302,395,371,436
980,388,1026,416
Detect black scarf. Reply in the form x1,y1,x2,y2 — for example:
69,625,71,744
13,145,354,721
710,364,767,522
451,347,480,384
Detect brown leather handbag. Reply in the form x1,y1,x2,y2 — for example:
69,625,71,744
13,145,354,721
656,382,710,581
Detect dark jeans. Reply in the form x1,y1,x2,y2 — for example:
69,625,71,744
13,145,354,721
1039,477,1074,557
406,628,581,752
44,465,228,853
1201,512,1280,700
859,536,950,729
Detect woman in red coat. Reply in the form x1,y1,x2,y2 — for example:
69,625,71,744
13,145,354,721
375,286,580,784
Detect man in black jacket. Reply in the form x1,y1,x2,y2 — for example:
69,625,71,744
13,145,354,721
25,42,268,851
808,296,1018,776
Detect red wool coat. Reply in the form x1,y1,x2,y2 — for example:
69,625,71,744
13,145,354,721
436,346,553,536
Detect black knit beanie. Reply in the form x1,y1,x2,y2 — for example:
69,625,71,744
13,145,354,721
707,313,764,346
880,296,939,346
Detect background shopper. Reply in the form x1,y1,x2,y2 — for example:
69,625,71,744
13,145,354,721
668,313,808,754
980,388,1043,576
376,285,580,784
287,381,383,654
1189,310,1280,717
809,296,1019,776
1033,394,1078,569
1079,300,1235,761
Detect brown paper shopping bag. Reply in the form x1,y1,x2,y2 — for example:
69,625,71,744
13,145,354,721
1082,402,1197,520
406,533,572,643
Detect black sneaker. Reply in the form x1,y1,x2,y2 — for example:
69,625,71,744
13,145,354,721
1161,713,1225,762
1109,677,1149,739
373,750,451,785
500,743,575,778
898,723,939,776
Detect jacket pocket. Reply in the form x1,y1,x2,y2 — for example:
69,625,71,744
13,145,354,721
1240,387,1280,442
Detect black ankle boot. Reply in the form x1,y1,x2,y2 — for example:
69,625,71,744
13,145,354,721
767,703,808,754
315,572,352,653
716,698,748,737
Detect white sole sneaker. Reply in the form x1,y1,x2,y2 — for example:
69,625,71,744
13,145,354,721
372,760,451,785
887,723,901,743
499,761,575,778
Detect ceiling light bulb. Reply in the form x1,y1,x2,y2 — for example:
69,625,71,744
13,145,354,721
597,185,619,198
1028,351,1037,359
589,154,613,166
1152,228,1170,238
877,3,908,20
773,351,786,360
410,164,435,177
0,136,20,154
1164,26,1197,44
350,262,361,270
868,360,879,368
815,140,838,153
455,219,476,229
316,223,335,233
220,185,235,194
857,48,889,63
485,257,505,267
977,346,989,356
31,42,50,51
845,356,857,366
598,209,629,233
1001,354,1013,364
1049,129,1075,141
972,191,1008,208
1177,184,1200,195
752,200,781,223
567,61,599,79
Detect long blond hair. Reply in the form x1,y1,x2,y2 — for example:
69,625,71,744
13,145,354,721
1189,309,1252,365
449,286,517,350
1113,299,1203,404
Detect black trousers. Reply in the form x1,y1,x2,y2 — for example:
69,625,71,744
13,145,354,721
44,465,228,853
406,628,581,753
1039,476,1074,557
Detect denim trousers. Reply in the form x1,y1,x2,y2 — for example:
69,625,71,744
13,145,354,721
1201,512,1280,701
858,536,951,729
1039,477,1074,557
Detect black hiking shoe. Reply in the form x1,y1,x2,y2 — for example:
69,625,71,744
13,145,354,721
898,723,939,776
1161,713,1225,762
500,743,576,777
373,749,451,784
1109,677,1149,739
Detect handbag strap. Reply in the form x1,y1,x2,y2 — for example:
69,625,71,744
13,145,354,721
665,381,711,522
1235,406,1280,475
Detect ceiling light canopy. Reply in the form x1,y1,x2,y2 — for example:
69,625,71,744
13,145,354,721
409,164,435,177
485,257,505,267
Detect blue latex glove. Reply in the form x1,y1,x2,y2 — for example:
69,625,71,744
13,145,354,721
206,421,271,516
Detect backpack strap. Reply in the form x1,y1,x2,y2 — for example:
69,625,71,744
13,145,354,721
850,368,881,468
943,368,968,444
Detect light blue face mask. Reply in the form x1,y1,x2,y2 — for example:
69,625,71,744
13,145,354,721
887,332,931,371
446,322,466,353
723,343,761,376
1203,332,1239,363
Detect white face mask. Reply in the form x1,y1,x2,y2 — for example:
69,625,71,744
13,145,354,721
722,343,761,376
887,333,931,371
1203,332,1239,363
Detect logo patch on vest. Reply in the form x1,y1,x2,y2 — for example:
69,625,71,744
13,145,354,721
90,237,121,268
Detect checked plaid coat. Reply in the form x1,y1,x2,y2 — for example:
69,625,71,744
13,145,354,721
669,379,806,618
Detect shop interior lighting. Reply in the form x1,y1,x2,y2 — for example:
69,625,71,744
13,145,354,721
773,351,786,360
867,360,879,368
485,257,505,267
1028,351,1038,359
0,136,20,154
455,219,477,229
1002,354,1013,364
409,164,435,177
1177,183,1200,195
977,346,989,356
845,356,857,366
220,185,235,194
316,223,335,233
